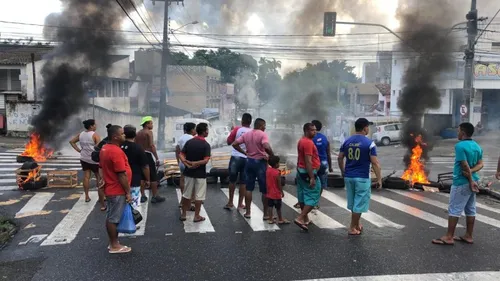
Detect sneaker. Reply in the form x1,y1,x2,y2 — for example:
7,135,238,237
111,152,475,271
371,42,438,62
140,195,148,203
151,195,166,203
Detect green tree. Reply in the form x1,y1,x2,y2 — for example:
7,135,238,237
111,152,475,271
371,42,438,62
255,57,282,105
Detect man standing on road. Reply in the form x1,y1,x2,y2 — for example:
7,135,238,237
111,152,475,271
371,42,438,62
338,118,382,235
135,116,165,204
225,113,252,210
432,122,482,246
121,125,150,209
176,122,197,195
232,118,274,219
179,123,211,222
311,120,333,209
294,123,321,231
99,125,132,254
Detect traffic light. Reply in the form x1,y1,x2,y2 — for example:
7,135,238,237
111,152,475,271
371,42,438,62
323,12,337,37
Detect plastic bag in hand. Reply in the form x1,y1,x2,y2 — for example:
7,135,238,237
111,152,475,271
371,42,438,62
117,204,136,234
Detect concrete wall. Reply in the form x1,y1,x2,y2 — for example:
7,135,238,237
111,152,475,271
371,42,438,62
93,96,131,112
6,101,183,145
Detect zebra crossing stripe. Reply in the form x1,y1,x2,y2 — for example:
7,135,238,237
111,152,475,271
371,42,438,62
41,191,97,246
436,192,500,215
0,163,81,167
370,193,462,228
296,271,500,281
281,191,345,230
389,190,500,228
221,188,280,232
175,188,215,233
321,190,405,229
15,192,54,218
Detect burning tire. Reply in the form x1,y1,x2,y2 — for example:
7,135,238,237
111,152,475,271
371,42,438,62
206,176,218,185
166,177,180,187
327,174,345,188
20,176,48,191
16,155,34,163
383,177,409,190
209,168,228,178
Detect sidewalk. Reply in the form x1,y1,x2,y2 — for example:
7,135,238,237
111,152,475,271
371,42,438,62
0,136,27,149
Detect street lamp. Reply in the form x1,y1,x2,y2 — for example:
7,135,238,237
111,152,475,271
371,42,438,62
171,21,199,32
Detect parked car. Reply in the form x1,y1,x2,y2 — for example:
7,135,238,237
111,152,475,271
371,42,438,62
371,123,403,146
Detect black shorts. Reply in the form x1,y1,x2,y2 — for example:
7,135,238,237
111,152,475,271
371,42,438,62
80,160,99,174
145,153,158,182
267,199,282,210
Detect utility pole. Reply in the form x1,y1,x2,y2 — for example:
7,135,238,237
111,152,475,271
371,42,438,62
152,0,183,150
462,0,478,122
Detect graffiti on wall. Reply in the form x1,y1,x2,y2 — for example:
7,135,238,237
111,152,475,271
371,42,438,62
474,63,500,79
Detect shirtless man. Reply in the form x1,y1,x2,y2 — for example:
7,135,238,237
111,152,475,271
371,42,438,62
135,116,165,203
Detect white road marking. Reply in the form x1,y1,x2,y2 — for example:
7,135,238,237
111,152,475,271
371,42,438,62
321,190,405,229
120,190,150,237
15,192,54,218
0,159,81,163
0,163,81,167
0,155,80,159
282,191,344,229
175,188,215,233
41,191,96,246
0,186,17,191
296,271,500,281
390,190,500,228
221,188,280,232
0,167,78,172
18,234,48,245
370,193,462,228
436,192,500,215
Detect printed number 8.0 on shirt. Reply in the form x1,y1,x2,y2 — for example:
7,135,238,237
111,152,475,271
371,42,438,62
347,147,361,160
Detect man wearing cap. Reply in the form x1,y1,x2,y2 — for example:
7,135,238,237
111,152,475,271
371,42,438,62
135,116,165,204
338,118,382,235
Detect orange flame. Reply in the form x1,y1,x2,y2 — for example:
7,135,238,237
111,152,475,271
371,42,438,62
21,133,53,162
280,169,291,176
401,134,429,185
17,166,41,187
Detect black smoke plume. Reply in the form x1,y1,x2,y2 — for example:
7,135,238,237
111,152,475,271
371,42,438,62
397,12,455,167
32,0,128,145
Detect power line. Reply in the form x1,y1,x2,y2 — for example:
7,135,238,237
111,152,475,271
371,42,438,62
475,7,500,45
115,0,156,47
126,0,162,44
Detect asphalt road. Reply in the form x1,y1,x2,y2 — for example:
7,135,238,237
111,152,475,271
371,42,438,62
1,143,500,280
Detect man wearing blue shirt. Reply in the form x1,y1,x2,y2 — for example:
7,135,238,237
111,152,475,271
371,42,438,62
432,122,483,246
311,120,333,209
338,118,381,235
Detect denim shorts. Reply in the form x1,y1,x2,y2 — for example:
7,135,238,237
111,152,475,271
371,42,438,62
106,195,126,224
345,177,371,213
448,183,476,217
228,156,247,184
245,158,267,193
317,160,329,188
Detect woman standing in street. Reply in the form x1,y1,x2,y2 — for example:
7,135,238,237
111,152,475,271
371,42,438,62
69,119,106,211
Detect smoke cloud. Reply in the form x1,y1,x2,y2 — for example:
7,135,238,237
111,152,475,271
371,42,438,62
396,2,457,167
34,0,129,145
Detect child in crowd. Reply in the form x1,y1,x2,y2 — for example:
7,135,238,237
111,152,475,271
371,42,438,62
266,156,289,224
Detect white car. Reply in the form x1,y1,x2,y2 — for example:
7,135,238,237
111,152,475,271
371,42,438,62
371,123,402,146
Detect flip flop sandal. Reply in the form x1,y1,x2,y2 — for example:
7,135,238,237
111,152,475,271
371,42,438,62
109,246,131,254
432,238,454,245
179,217,187,221
348,231,361,236
100,207,107,211
278,220,290,224
454,236,474,244
294,219,308,231
293,203,301,208
193,217,206,223
244,214,251,219
268,220,275,224
85,199,91,203
223,205,233,210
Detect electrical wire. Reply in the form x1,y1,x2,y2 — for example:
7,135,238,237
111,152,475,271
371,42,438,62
115,0,156,48
126,0,162,44
475,7,500,45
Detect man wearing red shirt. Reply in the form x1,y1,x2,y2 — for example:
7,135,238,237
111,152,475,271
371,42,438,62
99,125,132,254
294,123,321,231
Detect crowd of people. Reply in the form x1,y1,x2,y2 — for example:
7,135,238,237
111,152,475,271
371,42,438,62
68,112,500,254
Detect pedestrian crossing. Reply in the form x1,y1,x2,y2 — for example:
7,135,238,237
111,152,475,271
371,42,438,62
428,156,499,173
2,184,500,248
0,148,83,191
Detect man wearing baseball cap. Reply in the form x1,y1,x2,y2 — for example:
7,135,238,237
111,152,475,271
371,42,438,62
135,116,165,204
338,118,381,235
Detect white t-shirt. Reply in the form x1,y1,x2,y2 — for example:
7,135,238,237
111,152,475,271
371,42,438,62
177,134,194,150
231,127,251,158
